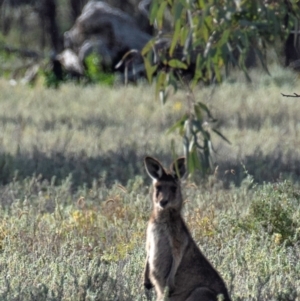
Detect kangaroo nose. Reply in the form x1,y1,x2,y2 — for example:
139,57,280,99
159,200,168,208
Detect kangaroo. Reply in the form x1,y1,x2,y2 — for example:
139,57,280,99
143,156,231,301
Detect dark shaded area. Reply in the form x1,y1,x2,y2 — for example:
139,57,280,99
0,0,62,51
284,0,300,67
1,147,300,189
69,0,87,23
285,33,300,67
0,148,143,189
216,149,300,188
36,0,62,52
0,143,170,191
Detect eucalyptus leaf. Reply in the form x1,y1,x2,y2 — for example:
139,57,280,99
169,20,181,57
157,1,168,30
168,59,188,69
212,128,231,145
167,114,188,135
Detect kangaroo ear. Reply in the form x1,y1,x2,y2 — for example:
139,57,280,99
170,157,186,179
144,157,165,180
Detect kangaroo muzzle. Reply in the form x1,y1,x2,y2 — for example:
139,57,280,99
159,200,168,208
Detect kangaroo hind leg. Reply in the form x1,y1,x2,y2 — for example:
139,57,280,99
185,287,217,301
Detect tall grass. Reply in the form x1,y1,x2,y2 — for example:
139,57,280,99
0,176,299,300
0,65,300,186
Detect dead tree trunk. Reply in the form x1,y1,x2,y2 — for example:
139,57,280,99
36,0,61,51
69,0,87,23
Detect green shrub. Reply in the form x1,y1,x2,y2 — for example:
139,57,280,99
238,181,300,245
84,53,115,86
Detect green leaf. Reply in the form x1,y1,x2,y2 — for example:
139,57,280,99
203,15,213,36
167,114,188,135
141,39,155,57
149,1,159,25
155,70,167,100
169,20,181,57
180,27,189,46
213,63,222,83
155,71,167,104
157,1,168,30
143,57,157,83
191,54,203,87
198,0,205,8
218,29,231,47
187,147,200,174
194,103,203,121
168,59,188,69
212,128,231,145
197,102,217,121
168,71,178,93
173,2,184,20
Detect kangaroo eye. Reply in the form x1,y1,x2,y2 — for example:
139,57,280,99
156,185,162,192
170,186,177,193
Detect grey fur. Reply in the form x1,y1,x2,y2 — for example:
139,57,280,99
144,156,231,301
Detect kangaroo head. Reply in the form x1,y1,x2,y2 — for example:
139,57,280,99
144,156,186,212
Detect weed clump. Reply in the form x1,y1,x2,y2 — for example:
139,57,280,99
235,181,300,245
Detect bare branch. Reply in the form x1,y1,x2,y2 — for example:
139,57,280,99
281,92,300,98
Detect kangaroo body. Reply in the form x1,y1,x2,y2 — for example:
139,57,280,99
144,157,231,301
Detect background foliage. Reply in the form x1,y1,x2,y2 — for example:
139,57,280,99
142,0,300,176
1,0,300,175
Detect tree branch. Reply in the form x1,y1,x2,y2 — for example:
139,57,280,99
281,92,300,98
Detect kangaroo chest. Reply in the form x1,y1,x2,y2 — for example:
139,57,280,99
148,223,172,278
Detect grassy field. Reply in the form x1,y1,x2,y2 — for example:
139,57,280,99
0,65,300,300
